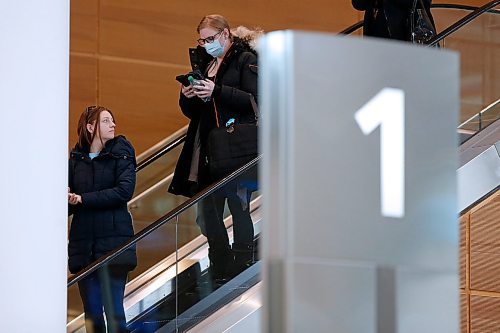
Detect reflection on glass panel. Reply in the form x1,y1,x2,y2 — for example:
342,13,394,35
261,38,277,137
435,7,500,123
135,144,183,196
480,99,500,128
67,161,262,332
67,283,83,325
124,211,200,332
129,175,190,233
126,163,261,332
172,163,261,332
458,98,500,143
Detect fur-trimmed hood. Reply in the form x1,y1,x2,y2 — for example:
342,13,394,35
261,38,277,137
230,26,264,51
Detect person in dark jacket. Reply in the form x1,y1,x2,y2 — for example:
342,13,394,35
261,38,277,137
352,0,435,41
168,14,261,280
68,105,137,333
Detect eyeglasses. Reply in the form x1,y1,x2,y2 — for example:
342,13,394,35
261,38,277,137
197,30,222,46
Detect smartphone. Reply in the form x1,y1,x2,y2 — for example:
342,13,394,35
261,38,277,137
175,74,191,87
189,48,201,72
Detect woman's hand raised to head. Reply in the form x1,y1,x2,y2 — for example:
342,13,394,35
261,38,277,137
181,84,197,98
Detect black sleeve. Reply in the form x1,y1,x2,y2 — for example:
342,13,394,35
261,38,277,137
179,90,205,119
391,0,422,9
352,0,374,10
213,52,258,116
80,143,136,209
68,159,75,216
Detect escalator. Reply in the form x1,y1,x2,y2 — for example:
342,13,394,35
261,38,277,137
67,2,500,332
67,153,261,332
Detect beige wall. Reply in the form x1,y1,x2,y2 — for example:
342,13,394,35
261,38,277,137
69,0,493,154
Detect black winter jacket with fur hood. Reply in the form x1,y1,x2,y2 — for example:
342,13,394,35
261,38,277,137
168,37,258,197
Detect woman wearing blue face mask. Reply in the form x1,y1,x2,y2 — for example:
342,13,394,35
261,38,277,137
169,14,262,281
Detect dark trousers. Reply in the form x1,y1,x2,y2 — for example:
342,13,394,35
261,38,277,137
197,183,254,249
78,266,129,333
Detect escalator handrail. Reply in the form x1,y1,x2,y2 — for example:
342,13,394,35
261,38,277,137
460,185,500,216
432,3,500,14
428,0,500,47
135,128,187,172
68,1,500,287
458,98,500,130
68,155,261,287
133,2,500,175
338,2,500,39
338,21,363,35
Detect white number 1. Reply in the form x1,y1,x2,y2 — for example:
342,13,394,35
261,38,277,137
355,88,405,218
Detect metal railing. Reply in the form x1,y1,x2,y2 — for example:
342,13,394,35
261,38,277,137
68,0,500,288
68,156,260,287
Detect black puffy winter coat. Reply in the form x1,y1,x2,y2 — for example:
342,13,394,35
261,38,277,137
352,0,435,41
168,38,258,197
68,135,137,274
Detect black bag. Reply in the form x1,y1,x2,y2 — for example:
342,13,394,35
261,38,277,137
410,0,437,44
207,97,259,181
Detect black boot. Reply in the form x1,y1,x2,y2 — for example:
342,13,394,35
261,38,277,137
253,238,260,261
231,243,254,277
208,245,233,282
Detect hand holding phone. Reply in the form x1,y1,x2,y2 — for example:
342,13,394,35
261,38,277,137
192,79,205,91
176,74,191,87
180,84,196,98
176,70,204,87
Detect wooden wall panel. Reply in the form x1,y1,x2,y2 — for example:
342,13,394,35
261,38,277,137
67,0,498,325
99,2,197,65
69,0,498,154
98,0,359,65
443,41,498,123
460,214,467,290
68,55,97,150
70,0,363,154
488,45,500,105
98,58,189,153
69,0,499,154
470,294,500,333
470,195,500,291
70,0,98,53
424,2,500,124
466,192,500,333
461,292,469,333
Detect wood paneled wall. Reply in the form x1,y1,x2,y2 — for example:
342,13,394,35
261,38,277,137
70,0,493,154
460,191,500,332
69,0,361,153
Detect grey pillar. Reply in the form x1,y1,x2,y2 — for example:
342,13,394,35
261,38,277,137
260,31,459,333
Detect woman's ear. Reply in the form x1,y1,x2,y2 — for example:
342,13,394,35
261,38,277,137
86,123,94,135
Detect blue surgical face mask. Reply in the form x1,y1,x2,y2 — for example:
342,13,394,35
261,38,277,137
204,36,226,58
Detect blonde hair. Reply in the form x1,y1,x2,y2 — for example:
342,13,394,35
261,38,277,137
197,14,230,34
197,14,264,47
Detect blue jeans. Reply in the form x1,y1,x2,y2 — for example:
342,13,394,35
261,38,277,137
78,265,129,333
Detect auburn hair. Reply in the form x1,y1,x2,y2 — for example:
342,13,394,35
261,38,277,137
76,106,115,150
